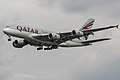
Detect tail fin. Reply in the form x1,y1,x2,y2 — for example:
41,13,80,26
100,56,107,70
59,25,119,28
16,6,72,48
80,18,95,40
80,18,95,30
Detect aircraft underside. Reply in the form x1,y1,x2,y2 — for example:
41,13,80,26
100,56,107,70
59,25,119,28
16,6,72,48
3,18,118,50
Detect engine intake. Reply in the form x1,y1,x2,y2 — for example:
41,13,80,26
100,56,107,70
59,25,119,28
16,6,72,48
12,40,27,48
48,33,60,40
72,30,83,36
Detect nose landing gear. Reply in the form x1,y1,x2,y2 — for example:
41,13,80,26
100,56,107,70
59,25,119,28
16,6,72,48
7,35,11,41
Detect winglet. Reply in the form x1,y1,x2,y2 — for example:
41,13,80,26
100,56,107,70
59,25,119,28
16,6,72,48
116,25,119,29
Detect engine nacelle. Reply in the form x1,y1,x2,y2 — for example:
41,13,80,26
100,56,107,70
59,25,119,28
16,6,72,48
12,40,26,48
72,30,83,36
48,33,60,40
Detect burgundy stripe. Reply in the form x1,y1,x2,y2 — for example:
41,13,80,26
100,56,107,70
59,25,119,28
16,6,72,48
83,21,94,29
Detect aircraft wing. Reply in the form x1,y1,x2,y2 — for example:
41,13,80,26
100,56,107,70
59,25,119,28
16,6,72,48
31,25,117,44
59,25,118,36
81,38,111,44
59,25,118,42
82,25,118,33
31,34,51,42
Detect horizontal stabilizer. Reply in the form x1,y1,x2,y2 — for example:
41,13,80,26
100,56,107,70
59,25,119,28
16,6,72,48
81,38,111,44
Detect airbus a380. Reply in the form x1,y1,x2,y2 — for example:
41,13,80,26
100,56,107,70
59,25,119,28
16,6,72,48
3,18,118,50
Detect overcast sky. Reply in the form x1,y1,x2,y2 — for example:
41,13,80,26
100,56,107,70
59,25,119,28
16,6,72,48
0,0,120,80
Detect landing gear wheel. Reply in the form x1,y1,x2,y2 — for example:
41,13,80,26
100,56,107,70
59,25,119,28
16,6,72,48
44,45,58,50
7,35,11,41
51,45,58,49
37,46,43,50
44,48,52,50
37,48,43,50
8,38,11,41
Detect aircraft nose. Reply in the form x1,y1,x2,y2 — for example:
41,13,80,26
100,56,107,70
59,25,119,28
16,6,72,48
3,27,9,34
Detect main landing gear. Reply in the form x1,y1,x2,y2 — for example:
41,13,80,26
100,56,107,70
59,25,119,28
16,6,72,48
44,45,58,50
37,47,43,50
37,46,43,50
37,45,58,50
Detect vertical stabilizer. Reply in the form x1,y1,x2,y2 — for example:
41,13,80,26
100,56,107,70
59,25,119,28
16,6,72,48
80,18,95,30
80,18,95,40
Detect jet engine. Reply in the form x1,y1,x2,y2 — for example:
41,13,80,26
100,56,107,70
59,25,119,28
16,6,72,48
12,40,27,48
48,33,60,40
72,30,83,36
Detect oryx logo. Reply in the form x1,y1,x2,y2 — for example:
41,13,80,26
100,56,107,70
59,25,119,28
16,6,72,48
83,21,94,30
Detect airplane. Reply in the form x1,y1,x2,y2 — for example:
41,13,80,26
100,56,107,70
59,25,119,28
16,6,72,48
3,18,118,50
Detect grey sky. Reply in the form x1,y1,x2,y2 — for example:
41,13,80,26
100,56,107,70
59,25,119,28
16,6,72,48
0,0,120,80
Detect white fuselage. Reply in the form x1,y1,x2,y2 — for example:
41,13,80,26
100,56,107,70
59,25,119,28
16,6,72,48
3,26,86,47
